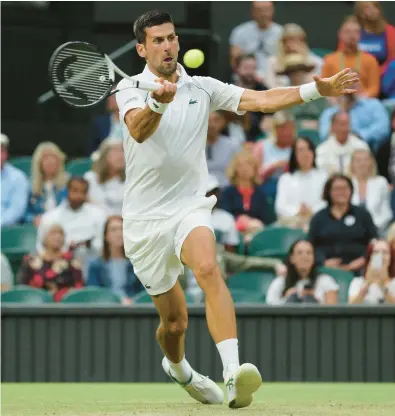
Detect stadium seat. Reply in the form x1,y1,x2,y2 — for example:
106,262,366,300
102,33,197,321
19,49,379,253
132,291,196,304
311,47,333,58
9,156,32,177
60,287,122,304
1,286,53,304
248,227,306,259
1,224,38,276
298,129,321,147
226,270,275,301
229,289,265,303
265,195,277,225
66,158,92,176
318,267,354,303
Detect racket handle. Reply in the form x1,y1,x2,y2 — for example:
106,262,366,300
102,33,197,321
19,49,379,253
136,80,162,92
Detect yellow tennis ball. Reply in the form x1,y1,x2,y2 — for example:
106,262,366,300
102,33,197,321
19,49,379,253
183,49,205,69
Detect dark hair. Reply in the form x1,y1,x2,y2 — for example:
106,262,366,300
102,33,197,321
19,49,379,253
102,216,125,261
67,176,89,191
133,10,174,44
364,239,395,279
331,110,349,125
322,173,353,206
234,53,256,69
289,137,316,174
283,239,319,296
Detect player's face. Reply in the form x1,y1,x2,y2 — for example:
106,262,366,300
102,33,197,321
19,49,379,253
138,23,179,77
290,241,314,274
68,181,88,210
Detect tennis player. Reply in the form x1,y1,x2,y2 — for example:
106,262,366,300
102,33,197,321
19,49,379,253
116,10,359,409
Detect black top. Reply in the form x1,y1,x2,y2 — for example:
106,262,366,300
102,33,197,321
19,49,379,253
308,204,377,265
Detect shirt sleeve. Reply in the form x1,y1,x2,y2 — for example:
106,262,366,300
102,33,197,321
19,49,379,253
115,79,148,121
266,276,286,305
229,25,244,48
318,274,339,293
196,77,246,114
275,174,300,217
348,277,364,300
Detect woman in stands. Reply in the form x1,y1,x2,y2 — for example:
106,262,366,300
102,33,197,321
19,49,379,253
266,239,338,305
25,142,68,226
348,239,395,304
87,216,143,304
349,148,392,235
275,137,327,230
84,138,125,216
19,223,83,301
221,149,271,243
264,23,323,89
355,2,395,74
308,174,377,273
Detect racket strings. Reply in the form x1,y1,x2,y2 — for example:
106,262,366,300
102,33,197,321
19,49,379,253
50,43,113,107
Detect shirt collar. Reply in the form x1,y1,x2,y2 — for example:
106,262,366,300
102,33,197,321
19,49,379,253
142,63,191,87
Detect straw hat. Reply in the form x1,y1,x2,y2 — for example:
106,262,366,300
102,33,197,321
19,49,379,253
276,53,315,75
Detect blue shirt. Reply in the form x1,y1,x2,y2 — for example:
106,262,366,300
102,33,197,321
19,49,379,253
108,258,129,297
319,98,390,150
1,163,29,228
359,30,387,65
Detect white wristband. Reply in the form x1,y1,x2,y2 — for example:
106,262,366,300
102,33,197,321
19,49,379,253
299,82,322,103
147,96,168,114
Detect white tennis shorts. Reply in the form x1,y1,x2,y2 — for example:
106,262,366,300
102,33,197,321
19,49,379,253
123,196,216,296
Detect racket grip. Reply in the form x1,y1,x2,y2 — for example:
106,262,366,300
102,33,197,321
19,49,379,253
136,80,162,92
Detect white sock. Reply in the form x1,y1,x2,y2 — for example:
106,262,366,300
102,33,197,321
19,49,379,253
216,338,240,379
167,356,193,384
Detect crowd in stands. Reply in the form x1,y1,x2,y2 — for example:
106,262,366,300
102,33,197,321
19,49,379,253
1,1,395,305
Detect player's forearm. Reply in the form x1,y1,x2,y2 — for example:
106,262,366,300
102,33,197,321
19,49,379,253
238,87,304,113
125,106,162,143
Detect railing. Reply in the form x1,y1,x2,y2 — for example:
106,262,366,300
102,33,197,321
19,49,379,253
2,305,395,382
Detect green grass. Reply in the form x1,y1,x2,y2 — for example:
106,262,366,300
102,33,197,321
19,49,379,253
2,383,395,416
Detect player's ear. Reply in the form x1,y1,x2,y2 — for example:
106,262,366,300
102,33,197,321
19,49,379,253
136,43,146,59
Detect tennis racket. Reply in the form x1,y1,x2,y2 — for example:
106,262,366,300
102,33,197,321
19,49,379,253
49,41,161,108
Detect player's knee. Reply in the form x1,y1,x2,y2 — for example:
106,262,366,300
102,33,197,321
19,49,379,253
193,259,218,283
162,316,188,338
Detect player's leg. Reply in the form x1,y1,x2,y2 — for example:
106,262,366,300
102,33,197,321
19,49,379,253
152,280,224,404
151,280,190,381
180,226,261,408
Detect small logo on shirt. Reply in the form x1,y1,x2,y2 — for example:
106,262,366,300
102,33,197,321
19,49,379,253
189,99,198,105
153,102,159,109
344,215,356,227
145,284,151,289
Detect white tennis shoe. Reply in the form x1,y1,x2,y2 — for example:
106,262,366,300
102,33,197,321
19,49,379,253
162,357,224,405
225,363,262,409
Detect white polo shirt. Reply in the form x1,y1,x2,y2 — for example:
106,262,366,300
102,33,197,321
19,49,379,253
116,64,245,220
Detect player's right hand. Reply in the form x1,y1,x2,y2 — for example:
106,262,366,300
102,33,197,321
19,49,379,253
152,78,177,103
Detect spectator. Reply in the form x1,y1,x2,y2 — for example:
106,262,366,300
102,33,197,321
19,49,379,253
206,111,240,188
323,16,380,98
354,2,395,74
89,95,122,154
234,54,268,141
1,253,14,292
1,133,29,228
280,54,328,130
25,142,68,226
265,23,323,89
87,216,143,304
266,239,338,305
308,174,377,272
19,223,84,302
316,112,369,175
348,239,395,304
207,174,240,252
37,177,107,277
319,91,390,150
253,111,295,196
381,59,395,98
229,1,282,76
84,138,125,216
388,111,395,185
275,137,327,229
350,148,392,234
222,149,271,242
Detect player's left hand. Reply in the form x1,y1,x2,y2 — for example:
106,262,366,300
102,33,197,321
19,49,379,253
313,68,359,97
